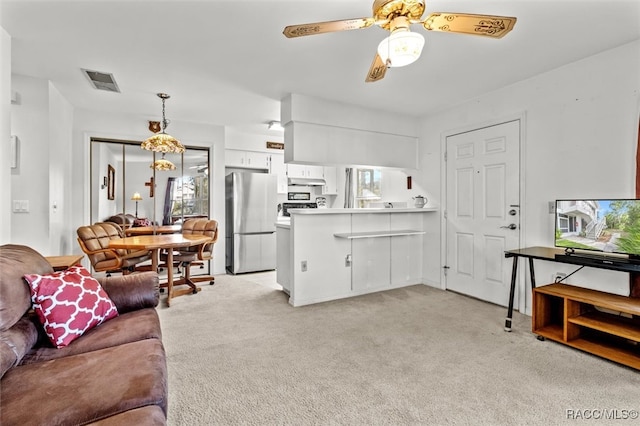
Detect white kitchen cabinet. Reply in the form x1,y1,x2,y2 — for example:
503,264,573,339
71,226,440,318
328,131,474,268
225,149,245,168
286,164,324,179
270,153,287,194
351,213,391,292
322,166,338,195
390,213,423,285
225,149,271,170
282,95,419,169
307,165,324,179
286,164,306,178
247,151,271,169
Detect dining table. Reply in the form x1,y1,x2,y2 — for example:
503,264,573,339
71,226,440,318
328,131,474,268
108,233,212,307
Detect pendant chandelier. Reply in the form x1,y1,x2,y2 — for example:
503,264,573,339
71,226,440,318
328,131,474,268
142,93,185,155
151,153,177,171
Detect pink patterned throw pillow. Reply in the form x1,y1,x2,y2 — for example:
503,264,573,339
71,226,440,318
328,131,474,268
24,265,118,348
133,218,151,227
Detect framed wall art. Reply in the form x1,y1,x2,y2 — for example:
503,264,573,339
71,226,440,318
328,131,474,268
107,164,115,200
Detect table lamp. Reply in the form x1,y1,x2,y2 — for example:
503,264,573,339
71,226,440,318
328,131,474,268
131,192,143,218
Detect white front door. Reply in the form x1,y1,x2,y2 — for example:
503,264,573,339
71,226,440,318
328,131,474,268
445,120,520,306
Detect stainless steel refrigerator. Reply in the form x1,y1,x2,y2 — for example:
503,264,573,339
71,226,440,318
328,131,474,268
225,172,277,274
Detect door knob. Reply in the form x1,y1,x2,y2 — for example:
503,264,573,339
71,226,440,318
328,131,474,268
500,223,517,230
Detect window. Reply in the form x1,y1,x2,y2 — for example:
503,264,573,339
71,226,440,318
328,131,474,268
171,175,209,219
355,168,382,208
558,214,569,233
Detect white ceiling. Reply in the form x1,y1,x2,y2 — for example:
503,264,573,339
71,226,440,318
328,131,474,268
2,0,639,135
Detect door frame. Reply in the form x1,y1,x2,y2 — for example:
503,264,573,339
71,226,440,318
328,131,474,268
440,112,529,314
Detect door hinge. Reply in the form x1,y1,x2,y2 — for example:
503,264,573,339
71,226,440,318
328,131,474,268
444,151,447,161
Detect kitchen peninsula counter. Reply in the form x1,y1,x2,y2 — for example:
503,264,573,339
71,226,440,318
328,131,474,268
276,207,437,306
287,207,437,215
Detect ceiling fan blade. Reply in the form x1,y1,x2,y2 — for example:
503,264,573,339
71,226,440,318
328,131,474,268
365,53,387,83
423,13,517,39
283,17,375,38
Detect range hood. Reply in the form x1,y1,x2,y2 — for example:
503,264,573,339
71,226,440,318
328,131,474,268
288,177,326,186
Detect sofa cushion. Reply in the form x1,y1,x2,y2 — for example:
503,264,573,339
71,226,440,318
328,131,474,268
87,405,166,425
98,271,160,314
24,265,118,348
20,308,162,365
1,338,167,425
0,245,53,332
0,317,39,378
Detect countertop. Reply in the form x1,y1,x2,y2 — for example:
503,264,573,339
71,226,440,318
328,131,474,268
275,218,291,229
286,207,437,215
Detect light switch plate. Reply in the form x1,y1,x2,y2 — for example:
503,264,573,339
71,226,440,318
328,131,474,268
12,200,29,213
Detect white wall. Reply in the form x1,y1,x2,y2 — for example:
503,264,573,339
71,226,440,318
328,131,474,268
10,75,51,254
48,82,73,255
72,109,227,274
0,26,11,244
225,127,283,152
9,75,74,255
419,40,640,313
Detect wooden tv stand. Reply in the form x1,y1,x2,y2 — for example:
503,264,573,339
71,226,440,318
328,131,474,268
504,247,640,332
533,283,640,369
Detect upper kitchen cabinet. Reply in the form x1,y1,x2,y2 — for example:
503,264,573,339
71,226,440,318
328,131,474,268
286,164,324,179
225,149,271,170
322,166,338,195
282,94,419,169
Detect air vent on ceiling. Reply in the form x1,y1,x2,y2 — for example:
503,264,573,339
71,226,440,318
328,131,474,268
82,69,120,93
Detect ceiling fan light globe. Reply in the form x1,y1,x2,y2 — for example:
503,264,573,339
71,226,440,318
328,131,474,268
377,30,425,67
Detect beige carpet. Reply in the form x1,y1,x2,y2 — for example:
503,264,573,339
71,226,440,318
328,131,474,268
157,273,640,425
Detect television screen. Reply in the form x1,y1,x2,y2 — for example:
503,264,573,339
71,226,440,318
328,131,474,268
555,199,640,256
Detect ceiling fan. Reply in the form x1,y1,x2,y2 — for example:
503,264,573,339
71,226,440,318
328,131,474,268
283,0,516,82
189,164,209,174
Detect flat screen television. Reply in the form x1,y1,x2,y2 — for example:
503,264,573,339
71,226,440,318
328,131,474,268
555,199,640,257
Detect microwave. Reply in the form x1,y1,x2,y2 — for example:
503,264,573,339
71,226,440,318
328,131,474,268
287,192,311,201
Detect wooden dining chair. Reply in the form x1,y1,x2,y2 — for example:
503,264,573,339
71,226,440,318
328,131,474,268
77,222,152,276
161,218,218,298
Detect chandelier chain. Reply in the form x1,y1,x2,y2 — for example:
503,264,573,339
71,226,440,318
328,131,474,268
161,97,167,132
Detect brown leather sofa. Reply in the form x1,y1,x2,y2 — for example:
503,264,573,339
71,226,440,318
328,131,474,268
0,244,168,425
104,213,137,229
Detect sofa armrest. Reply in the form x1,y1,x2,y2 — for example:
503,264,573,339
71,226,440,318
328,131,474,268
98,272,160,313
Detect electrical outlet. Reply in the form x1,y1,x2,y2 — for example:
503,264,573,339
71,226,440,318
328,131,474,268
301,261,307,272
553,272,566,282
549,201,556,214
